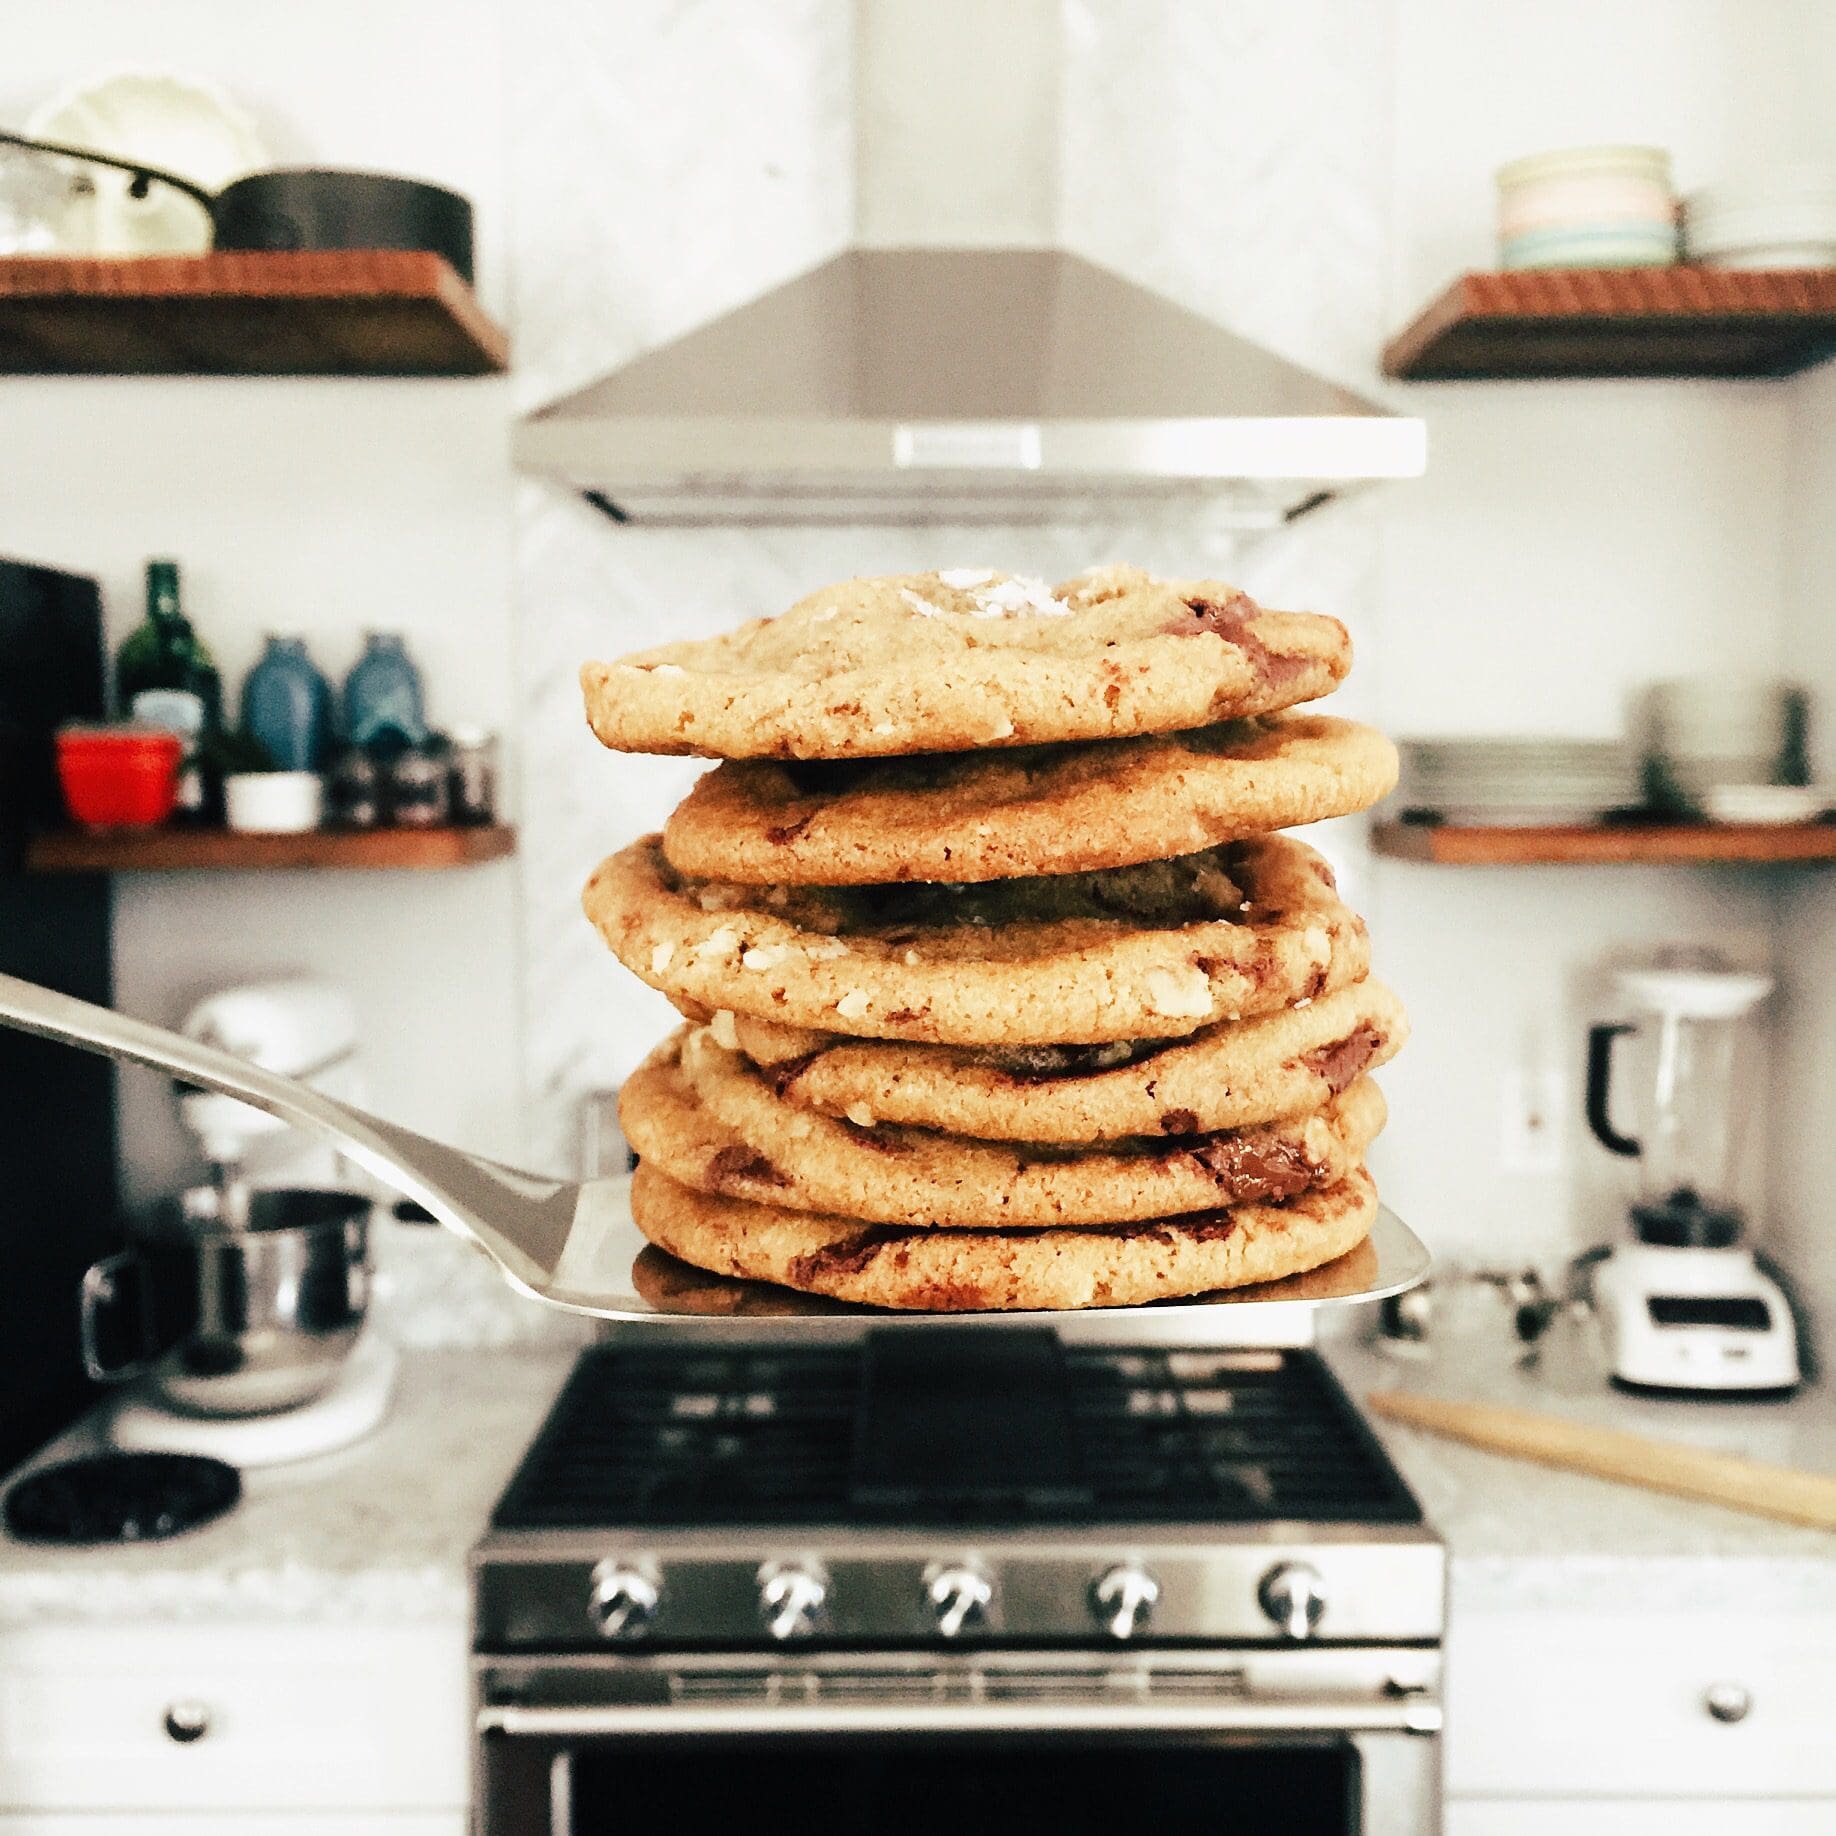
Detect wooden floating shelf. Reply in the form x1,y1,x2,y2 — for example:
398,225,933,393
0,251,508,376
1384,267,1836,381
23,824,515,874
1373,820,1836,866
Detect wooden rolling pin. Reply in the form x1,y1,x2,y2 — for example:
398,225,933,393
1366,1389,1836,1531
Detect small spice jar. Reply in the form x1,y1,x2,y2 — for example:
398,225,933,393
447,726,499,826
387,737,452,828
326,745,383,829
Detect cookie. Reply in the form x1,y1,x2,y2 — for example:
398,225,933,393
630,1245,850,1318
720,978,1408,1141
623,1028,1385,1226
584,833,1369,1046
662,715,1398,886
628,1162,1380,1311
580,566,1350,760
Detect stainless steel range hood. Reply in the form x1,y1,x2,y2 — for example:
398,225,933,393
513,1,1425,528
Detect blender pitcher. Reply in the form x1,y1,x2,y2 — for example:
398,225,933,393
1585,960,1772,1246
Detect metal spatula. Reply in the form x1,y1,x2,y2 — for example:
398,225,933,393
0,970,1430,1330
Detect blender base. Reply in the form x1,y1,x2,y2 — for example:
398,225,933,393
1594,1242,1802,1397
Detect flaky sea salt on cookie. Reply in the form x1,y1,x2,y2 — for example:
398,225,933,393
580,566,1350,760
583,832,1370,1047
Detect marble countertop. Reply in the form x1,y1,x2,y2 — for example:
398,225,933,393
0,1339,1830,1628
0,1348,576,1626
1323,1337,1836,1613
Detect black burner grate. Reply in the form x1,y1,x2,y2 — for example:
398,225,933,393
491,1341,1420,1531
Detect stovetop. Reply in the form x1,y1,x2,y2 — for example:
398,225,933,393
490,1333,1421,1532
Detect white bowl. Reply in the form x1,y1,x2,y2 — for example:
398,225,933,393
1702,784,1825,826
224,772,323,834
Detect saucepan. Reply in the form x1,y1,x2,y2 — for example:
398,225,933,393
0,129,474,280
0,970,1431,1330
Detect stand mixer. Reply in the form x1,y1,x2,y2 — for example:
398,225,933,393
99,979,397,1463
178,980,365,1198
1585,958,1800,1396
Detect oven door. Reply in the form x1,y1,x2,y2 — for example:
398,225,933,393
476,1650,1441,1836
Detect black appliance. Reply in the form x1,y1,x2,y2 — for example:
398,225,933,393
0,557,121,1473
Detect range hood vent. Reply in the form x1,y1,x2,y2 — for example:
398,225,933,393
514,4,1424,527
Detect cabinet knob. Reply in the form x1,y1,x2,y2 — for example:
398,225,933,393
1703,1681,1752,1724
163,1700,211,1744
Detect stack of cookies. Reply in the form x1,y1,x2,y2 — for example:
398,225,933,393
580,565,1407,1313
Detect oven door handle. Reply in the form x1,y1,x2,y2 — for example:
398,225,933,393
478,1697,1442,1737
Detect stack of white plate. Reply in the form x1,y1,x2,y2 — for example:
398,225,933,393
1684,166,1836,268
1397,738,1642,826
1640,678,1811,811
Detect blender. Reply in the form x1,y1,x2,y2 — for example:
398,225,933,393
1585,957,1799,1395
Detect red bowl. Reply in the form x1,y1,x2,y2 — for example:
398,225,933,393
55,726,182,828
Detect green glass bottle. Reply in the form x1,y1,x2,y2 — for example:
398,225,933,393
117,561,222,717
116,560,224,819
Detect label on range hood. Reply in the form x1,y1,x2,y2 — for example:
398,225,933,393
894,422,1043,470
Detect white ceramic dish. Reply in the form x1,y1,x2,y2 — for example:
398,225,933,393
1702,784,1827,826
224,771,323,834
27,68,268,255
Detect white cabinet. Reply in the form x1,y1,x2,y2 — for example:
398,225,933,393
1445,1604,1836,1829
0,1621,467,1826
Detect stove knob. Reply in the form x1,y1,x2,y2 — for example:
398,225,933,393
925,1562,994,1639
1089,1563,1160,1641
588,1561,661,1642
759,1560,829,1641
1258,1562,1327,1641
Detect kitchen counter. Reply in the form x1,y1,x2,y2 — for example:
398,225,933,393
1324,1338,1836,1613
0,1348,576,1626
1,1338,1830,1628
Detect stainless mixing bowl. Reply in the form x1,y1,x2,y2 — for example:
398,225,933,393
81,1187,371,1418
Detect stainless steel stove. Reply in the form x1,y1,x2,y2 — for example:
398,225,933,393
473,1329,1443,1835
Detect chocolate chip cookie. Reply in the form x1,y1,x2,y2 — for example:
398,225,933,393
714,978,1408,1141
584,833,1370,1046
581,566,1350,760
627,1161,1381,1311
662,715,1397,885
621,1027,1385,1226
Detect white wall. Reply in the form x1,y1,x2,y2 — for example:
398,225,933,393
0,1,519,1201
